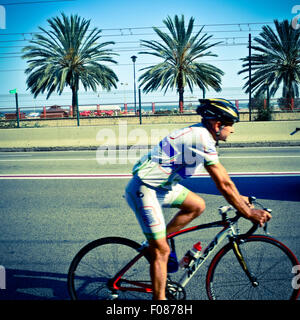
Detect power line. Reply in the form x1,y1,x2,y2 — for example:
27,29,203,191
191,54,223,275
0,37,252,49
0,0,75,5
0,59,243,72
0,21,272,37
0,21,272,51
86,22,273,33
0,42,250,55
0,30,263,44
0,45,248,58
0,36,252,50
0,35,253,54
0,29,264,38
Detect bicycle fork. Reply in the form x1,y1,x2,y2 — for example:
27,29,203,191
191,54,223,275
231,239,259,287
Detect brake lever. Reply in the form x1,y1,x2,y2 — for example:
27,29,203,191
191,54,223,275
248,196,256,205
247,197,272,235
263,222,269,234
262,208,272,235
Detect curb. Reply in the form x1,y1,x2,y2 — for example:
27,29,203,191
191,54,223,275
0,141,300,152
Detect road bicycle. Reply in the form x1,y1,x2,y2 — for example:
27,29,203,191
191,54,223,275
67,197,300,300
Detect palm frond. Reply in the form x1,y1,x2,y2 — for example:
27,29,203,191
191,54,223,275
238,19,300,99
138,14,223,106
22,12,119,110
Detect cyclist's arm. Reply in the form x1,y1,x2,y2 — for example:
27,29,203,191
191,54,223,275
205,162,271,225
205,162,252,218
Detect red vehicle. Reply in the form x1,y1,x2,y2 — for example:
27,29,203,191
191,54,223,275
94,110,114,116
79,110,91,117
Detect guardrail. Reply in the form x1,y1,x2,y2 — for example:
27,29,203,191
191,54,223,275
1,98,300,128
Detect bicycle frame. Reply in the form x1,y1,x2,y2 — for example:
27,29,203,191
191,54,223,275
111,216,241,294
68,195,300,300
169,218,239,288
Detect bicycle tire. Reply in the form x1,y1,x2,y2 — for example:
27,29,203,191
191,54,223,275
67,237,152,300
206,235,300,300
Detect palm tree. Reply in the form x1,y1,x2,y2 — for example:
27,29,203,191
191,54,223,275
22,13,118,118
239,19,300,107
138,15,224,111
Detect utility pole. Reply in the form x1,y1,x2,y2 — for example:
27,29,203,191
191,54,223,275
9,88,19,128
248,33,252,121
15,92,19,128
131,55,137,114
138,87,142,125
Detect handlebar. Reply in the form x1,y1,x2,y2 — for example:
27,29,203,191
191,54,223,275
290,127,300,135
218,196,272,237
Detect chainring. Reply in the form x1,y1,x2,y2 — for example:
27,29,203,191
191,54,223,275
166,280,186,300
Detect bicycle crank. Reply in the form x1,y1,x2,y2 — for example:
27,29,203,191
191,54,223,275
166,280,186,300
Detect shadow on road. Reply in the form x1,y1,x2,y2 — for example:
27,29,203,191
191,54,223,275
0,269,69,300
182,175,300,202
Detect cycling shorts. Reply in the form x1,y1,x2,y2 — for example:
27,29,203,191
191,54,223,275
125,175,190,241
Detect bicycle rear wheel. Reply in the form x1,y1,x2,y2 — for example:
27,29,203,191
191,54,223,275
206,235,300,300
67,237,152,300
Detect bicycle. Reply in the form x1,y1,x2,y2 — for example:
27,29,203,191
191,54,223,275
67,196,300,300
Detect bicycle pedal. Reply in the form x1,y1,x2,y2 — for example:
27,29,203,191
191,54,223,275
108,293,119,300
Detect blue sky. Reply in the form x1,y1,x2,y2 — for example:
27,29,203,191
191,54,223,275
0,0,298,109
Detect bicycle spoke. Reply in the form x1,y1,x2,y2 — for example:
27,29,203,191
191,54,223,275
257,282,280,298
257,276,294,283
207,236,298,300
68,237,152,300
75,261,110,278
233,283,252,299
210,279,250,288
255,258,291,279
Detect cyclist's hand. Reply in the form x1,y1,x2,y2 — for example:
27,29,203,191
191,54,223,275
249,209,272,227
241,195,254,209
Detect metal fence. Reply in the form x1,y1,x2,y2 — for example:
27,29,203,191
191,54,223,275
0,98,300,128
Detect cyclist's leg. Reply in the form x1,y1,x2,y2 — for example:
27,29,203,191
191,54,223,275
148,237,170,300
125,176,167,240
125,176,170,300
165,187,206,235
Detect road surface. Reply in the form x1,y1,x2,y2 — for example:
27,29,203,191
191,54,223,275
0,147,299,300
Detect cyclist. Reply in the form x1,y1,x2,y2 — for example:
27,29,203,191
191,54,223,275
125,98,272,300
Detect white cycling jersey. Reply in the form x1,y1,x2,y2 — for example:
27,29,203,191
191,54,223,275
132,123,219,189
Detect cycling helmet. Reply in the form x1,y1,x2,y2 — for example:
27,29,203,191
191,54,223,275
196,98,239,123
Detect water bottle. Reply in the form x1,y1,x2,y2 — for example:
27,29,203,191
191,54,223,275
179,241,202,269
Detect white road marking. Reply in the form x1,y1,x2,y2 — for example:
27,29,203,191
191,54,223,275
0,155,300,162
0,172,299,180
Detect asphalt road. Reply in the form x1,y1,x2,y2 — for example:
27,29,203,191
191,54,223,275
0,146,300,174
0,147,299,300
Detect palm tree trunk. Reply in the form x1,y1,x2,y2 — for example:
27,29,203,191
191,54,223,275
71,86,78,118
71,77,80,126
179,87,184,113
178,72,184,113
283,80,294,110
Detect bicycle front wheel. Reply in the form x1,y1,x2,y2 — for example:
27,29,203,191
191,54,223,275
206,235,300,300
67,237,152,300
